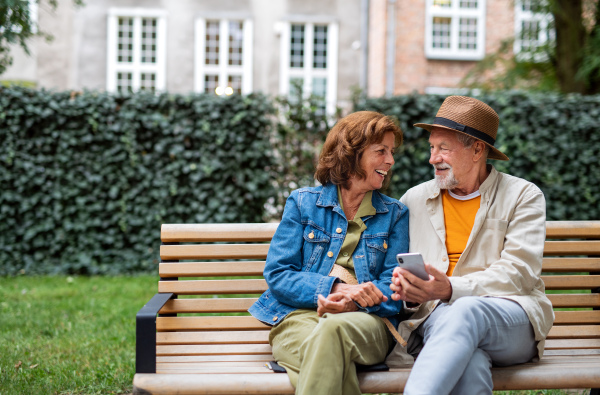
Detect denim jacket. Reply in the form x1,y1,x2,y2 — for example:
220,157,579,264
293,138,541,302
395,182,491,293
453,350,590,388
248,182,409,328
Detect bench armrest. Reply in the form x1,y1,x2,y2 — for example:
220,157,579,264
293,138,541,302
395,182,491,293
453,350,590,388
136,292,174,373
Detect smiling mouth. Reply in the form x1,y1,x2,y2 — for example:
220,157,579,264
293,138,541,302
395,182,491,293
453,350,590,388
375,170,388,177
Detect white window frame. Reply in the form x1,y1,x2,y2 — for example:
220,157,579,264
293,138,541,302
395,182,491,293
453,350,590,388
425,0,486,61
194,17,253,95
279,20,339,115
513,1,553,61
106,8,167,93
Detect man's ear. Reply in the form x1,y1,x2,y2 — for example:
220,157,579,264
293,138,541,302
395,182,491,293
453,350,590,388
472,141,486,162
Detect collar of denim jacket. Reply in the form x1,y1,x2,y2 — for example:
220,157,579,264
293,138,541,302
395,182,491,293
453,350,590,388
316,182,389,214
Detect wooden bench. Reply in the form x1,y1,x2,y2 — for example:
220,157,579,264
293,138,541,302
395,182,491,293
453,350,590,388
133,221,600,394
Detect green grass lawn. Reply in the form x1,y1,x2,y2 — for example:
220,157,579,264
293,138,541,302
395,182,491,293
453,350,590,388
0,275,156,395
0,276,591,395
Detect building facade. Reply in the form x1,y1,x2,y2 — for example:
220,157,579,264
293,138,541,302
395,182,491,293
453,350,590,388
368,0,552,96
4,0,367,113
3,0,549,107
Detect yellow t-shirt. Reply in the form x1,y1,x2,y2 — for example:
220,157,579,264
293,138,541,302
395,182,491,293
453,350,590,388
442,190,481,276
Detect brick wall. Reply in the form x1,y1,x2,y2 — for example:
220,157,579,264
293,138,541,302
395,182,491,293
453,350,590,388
369,0,517,96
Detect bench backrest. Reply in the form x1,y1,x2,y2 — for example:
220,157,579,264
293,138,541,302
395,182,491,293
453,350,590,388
155,221,600,360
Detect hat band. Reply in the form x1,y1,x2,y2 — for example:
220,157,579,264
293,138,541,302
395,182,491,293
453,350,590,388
434,117,495,146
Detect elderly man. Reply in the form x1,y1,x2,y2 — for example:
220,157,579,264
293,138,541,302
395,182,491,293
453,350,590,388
387,96,554,394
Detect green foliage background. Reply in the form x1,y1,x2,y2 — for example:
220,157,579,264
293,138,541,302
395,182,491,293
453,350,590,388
355,91,600,221
0,87,274,275
1,87,599,275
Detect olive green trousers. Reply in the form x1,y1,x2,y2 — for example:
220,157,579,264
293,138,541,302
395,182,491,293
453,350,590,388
269,309,393,395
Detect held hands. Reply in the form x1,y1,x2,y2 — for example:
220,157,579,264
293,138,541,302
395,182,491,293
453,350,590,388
390,263,452,304
317,282,388,316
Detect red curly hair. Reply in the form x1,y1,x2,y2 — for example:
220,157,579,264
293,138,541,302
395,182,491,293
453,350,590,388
315,111,403,190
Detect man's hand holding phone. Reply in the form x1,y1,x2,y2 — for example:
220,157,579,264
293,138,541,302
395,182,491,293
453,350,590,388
390,254,453,304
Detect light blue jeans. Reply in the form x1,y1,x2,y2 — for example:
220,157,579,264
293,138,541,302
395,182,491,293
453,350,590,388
404,297,538,395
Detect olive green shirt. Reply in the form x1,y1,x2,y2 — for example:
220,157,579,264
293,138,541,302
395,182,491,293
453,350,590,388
336,187,376,279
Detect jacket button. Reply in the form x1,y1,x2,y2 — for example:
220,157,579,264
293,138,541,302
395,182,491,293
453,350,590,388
328,251,334,258
308,232,315,239
273,317,278,322
409,322,414,328
336,228,342,234
383,241,388,249
343,252,348,257
442,256,447,261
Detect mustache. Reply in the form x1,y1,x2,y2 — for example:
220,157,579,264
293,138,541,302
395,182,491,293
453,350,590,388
434,164,452,170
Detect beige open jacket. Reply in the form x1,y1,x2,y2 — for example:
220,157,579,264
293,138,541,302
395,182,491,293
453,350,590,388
385,166,554,367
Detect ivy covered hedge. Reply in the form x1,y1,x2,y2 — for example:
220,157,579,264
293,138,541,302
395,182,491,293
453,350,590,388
0,88,274,275
355,91,600,221
1,88,599,275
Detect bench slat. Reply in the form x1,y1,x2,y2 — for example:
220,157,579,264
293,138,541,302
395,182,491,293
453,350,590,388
159,261,266,277
543,240,600,256
157,344,272,356
543,338,600,349
157,331,269,345
546,293,600,308
547,325,600,339
161,223,278,242
161,244,270,260
545,221,600,239
542,257,600,272
542,275,600,290
157,355,274,364
554,311,600,325
135,355,600,394
160,298,258,314
158,279,268,295
156,366,273,374
157,316,270,331
134,373,295,394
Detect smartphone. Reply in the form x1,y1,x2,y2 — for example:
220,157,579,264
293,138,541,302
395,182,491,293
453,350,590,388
396,253,429,281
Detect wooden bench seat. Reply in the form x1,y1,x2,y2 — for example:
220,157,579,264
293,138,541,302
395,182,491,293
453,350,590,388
133,221,600,394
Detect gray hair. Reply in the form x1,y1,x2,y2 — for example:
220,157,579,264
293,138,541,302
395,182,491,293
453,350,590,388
456,132,490,157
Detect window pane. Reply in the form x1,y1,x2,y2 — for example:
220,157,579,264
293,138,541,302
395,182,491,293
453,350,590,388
289,77,303,103
312,77,327,114
432,17,451,49
117,72,133,93
204,75,218,94
141,18,157,63
521,0,533,12
458,18,477,49
313,25,328,69
228,75,242,94
433,0,452,7
312,77,327,99
290,24,305,68
459,0,477,8
117,17,134,63
228,21,244,66
205,20,220,65
140,73,156,92
520,20,541,51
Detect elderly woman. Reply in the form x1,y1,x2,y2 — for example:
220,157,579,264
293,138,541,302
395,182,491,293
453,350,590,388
249,111,409,394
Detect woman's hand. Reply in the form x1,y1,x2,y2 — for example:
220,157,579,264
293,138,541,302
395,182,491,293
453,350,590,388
390,264,452,304
317,293,358,316
331,281,388,308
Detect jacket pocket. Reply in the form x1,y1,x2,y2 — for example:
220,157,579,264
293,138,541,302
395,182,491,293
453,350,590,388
302,226,331,271
481,219,509,261
365,236,389,275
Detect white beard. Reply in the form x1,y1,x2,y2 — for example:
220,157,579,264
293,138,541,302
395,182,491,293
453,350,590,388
434,165,459,190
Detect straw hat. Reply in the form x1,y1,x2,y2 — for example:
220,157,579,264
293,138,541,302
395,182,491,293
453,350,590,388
414,96,508,161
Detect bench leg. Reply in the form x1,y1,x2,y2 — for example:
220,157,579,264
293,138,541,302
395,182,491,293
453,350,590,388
135,292,174,373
